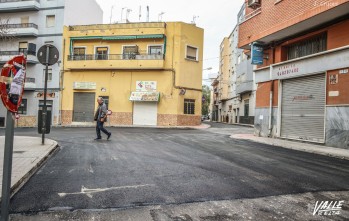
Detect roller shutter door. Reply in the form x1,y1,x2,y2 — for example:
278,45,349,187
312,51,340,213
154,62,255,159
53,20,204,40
281,74,325,143
73,92,95,122
133,102,157,126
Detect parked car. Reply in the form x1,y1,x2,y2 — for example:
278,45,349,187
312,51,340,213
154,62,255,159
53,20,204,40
201,115,209,121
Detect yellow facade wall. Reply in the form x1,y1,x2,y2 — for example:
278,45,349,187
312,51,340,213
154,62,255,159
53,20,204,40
62,22,203,126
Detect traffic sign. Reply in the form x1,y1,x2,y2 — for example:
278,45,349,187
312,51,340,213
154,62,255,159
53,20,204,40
37,44,59,66
0,55,27,113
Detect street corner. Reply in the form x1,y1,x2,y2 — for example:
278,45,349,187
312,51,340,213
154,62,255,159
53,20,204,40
189,123,211,130
230,133,255,140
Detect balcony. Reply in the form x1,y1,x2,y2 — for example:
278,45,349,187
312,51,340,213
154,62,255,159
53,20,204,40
66,53,165,70
24,77,36,90
239,1,349,48
0,0,40,13
0,50,38,65
1,23,39,37
236,81,254,95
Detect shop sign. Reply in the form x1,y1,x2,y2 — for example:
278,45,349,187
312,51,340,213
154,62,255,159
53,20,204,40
129,91,160,102
251,43,264,65
73,82,96,90
136,81,157,92
276,64,299,77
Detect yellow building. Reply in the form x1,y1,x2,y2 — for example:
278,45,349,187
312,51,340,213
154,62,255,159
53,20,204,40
61,22,204,126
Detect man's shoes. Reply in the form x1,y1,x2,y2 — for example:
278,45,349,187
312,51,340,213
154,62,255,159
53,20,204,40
94,137,101,140
107,133,111,140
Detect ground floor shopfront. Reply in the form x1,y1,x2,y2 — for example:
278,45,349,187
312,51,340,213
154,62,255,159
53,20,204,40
254,46,349,149
0,90,60,128
61,70,202,126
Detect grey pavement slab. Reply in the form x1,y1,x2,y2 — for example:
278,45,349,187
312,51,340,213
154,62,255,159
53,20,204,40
0,136,58,199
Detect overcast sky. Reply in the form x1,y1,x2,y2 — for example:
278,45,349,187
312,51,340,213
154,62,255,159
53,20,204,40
96,0,245,81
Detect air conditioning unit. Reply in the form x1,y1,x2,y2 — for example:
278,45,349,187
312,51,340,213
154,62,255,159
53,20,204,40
248,0,261,8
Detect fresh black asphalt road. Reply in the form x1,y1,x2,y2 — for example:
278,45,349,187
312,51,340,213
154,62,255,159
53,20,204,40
2,124,349,214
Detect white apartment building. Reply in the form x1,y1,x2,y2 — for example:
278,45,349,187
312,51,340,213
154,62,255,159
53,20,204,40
213,2,255,125
0,0,103,127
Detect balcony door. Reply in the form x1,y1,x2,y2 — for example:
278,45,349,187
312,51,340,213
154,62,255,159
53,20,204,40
95,47,108,60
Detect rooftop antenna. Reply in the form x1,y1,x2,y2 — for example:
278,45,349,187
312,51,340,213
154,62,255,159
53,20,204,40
158,12,165,22
126,8,132,23
147,6,149,22
139,6,142,21
121,7,126,23
109,6,114,24
191,15,199,24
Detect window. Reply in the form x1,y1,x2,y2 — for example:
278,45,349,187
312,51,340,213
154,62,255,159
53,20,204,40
184,99,195,115
43,68,52,82
287,33,327,60
186,45,198,61
148,45,162,55
123,45,138,59
18,99,27,115
21,16,29,27
18,42,28,54
244,99,249,117
73,47,86,60
46,15,55,28
96,47,108,60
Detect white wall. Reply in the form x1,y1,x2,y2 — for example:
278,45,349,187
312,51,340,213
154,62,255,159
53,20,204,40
64,0,103,26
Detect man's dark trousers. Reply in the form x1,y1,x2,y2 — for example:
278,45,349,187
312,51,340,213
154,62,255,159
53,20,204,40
96,121,110,139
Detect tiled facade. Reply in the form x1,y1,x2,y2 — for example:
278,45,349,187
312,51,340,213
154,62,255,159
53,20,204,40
15,116,36,128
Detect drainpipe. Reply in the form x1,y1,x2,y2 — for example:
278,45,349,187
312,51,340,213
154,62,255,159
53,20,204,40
268,79,274,137
268,47,276,137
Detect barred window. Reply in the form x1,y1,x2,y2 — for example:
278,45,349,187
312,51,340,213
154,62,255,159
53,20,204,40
18,99,27,115
287,33,327,60
184,99,195,115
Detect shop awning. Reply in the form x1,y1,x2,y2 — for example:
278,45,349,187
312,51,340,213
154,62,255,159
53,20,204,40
129,91,160,102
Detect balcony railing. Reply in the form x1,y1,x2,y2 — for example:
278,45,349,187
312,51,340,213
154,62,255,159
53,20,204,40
24,77,36,90
0,50,36,56
68,53,165,61
0,23,38,29
241,7,261,23
0,0,40,12
25,77,35,83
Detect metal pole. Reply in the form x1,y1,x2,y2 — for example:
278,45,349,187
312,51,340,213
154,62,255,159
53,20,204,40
1,111,15,221
42,45,49,145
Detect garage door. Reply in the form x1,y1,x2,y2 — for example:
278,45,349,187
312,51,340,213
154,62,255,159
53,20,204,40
73,92,95,122
133,102,157,126
281,74,325,143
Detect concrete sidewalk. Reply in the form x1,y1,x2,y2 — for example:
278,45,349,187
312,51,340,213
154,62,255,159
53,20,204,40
231,133,349,160
0,136,58,199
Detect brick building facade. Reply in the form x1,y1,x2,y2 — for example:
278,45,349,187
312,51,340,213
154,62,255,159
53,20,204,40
239,0,349,148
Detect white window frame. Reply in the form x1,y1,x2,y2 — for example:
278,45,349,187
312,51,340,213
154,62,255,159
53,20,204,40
46,15,55,28
94,45,109,60
185,44,199,61
122,45,138,60
122,45,138,54
73,46,87,60
147,44,163,54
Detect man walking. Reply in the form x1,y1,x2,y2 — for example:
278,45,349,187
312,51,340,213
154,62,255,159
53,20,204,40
94,97,111,140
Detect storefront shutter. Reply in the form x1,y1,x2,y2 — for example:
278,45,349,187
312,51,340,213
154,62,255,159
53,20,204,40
281,74,325,143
